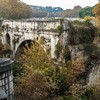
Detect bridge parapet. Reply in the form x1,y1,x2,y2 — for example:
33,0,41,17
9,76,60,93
3,19,61,33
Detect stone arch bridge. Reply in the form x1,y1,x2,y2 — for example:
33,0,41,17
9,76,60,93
2,19,69,58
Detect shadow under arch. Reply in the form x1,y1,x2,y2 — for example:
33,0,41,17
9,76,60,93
15,40,34,59
0,49,13,58
6,33,10,45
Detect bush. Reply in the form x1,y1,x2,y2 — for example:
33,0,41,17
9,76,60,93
56,25,64,35
39,36,45,45
44,65,73,96
14,42,74,99
71,20,93,27
79,86,100,100
55,41,63,58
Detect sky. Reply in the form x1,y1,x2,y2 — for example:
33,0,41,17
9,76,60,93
20,0,98,10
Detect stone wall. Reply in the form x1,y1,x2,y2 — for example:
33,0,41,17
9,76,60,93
2,20,61,32
69,45,87,62
0,58,14,100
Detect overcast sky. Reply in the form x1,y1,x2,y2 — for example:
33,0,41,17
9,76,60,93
20,0,98,9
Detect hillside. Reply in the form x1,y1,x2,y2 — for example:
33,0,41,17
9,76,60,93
62,6,82,18
31,5,96,18
31,5,63,13
30,5,63,18
30,5,83,18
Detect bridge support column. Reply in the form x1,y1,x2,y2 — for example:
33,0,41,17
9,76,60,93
0,58,14,100
50,35,58,59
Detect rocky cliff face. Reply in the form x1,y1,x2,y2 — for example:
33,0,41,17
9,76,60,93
55,20,100,86
88,62,100,86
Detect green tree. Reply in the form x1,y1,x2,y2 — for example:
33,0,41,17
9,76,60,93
79,6,94,18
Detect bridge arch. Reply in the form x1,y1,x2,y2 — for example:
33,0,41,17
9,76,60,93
15,39,34,58
5,33,10,45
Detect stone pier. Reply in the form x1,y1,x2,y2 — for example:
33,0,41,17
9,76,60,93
0,58,14,100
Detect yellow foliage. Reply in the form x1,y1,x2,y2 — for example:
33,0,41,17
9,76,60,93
93,3,100,27
93,3,100,17
19,42,51,74
72,59,85,78
84,16,95,21
39,36,45,45
95,16,100,27
14,42,52,99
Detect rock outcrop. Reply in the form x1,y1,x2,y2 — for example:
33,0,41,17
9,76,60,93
55,20,100,86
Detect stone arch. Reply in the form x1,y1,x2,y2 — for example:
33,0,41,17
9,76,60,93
5,33,10,45
15,40,34,58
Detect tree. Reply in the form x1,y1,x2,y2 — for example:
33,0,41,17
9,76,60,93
93,3,100,27
14,42,51,100
93,3,100,17
32,10,47,18
62,5,82,18
14,41,73,100
79,6,94,18
0,0,32,19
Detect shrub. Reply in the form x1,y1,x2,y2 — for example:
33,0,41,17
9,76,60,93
39,36,45,45
56,25,64,35
55,41,63,58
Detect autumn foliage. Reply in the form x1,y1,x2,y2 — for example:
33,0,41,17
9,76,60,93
93,3,100,27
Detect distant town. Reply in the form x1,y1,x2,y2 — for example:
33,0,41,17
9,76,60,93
30,5,94,18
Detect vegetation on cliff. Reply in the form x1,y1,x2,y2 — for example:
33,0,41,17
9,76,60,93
93,3,100,27
13,17,100,100
14,42,73,100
